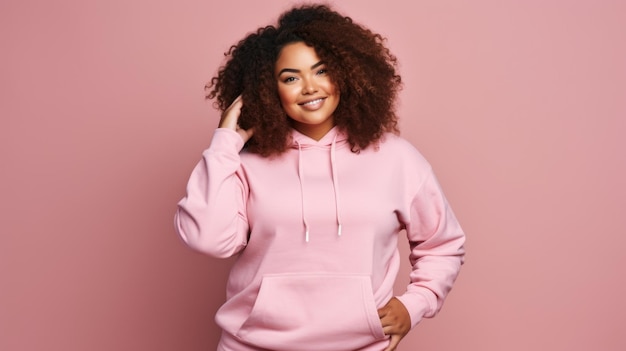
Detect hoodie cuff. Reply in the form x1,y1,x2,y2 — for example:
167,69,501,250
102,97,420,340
395,291,434,328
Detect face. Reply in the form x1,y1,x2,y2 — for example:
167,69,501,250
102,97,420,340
275,42,340,140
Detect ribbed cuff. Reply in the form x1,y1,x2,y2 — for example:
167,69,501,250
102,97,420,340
395,292,433,328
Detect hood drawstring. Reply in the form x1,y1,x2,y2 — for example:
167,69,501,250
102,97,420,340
295,141,311,242
330,134,343,237
295,135,343,242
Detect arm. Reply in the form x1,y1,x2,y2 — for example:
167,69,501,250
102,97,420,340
380,157,466,351
174,96,255,258
396,169,466,327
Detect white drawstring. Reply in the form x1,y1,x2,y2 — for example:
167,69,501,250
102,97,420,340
295,132,343,242
330,134,343,237
296,141,311,242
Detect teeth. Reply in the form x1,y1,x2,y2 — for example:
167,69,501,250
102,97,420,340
302,98,323,106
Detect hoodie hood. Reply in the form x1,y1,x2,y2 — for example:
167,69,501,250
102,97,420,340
288,125,349,149
290,126,348,242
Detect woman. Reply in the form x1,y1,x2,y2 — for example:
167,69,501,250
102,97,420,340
175,4,465,351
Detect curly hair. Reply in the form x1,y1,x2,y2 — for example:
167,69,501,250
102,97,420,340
206,3,402,156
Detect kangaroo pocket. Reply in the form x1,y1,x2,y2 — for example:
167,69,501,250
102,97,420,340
235,273,386,351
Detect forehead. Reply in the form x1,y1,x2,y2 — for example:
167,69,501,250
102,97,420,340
275,42,321,70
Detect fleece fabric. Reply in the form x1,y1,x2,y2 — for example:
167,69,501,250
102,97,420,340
175,126,465,351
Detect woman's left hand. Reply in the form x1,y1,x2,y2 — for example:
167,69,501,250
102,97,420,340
378,297,411,351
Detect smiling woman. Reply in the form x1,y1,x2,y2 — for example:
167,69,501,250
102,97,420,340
275,42,340,140
174,4,465,351
205,4,403,157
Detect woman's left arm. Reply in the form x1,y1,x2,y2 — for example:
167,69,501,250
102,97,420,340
379,163,466,351
396,169,466,328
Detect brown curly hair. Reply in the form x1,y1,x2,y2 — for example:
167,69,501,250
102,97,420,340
206,3,402,156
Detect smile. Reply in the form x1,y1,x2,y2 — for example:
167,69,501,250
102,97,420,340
299,98,325,106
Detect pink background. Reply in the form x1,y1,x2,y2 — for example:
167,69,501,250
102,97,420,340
2,0,625,350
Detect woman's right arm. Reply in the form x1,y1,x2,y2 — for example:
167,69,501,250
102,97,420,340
174,96,255,258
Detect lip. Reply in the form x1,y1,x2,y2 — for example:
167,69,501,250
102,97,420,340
298,97,326,106
297,97,327,111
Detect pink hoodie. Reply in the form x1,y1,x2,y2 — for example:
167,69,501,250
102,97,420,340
175,126,465,351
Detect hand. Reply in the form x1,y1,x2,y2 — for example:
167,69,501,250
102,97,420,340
219,95,254,143
378,297,411,351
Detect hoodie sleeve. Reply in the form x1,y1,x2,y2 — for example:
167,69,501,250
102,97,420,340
174,128,249,258
396,169,466,328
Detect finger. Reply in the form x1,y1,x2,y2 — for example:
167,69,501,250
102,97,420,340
221,97,243,121
379,316,392,329
378,306,388,318
226,94,243,109
237,127,255,144
382,323,397,336
383,334,401,351
219,96,244,129
223,95,243,115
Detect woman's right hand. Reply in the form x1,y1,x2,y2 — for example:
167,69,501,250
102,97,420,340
219,95,254,143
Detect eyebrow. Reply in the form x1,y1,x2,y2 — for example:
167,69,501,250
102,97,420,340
277,61,325,76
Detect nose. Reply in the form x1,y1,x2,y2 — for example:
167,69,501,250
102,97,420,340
301,77,318,95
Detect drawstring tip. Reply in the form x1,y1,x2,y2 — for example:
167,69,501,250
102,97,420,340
337,224,342,237
305,229,310,242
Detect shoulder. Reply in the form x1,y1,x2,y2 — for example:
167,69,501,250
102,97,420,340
377,133,431,169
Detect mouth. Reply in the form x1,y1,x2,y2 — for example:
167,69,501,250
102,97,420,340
298,97,326,106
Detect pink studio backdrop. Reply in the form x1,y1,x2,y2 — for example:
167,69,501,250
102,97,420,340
1,0,625,350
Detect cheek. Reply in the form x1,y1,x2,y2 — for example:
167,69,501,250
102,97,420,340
323,80,338,96
277,85,295,105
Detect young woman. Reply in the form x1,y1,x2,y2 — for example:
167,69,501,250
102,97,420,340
175,4,465,351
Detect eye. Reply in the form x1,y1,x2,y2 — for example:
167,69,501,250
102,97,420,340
283,76,297,83
316,68,327,75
